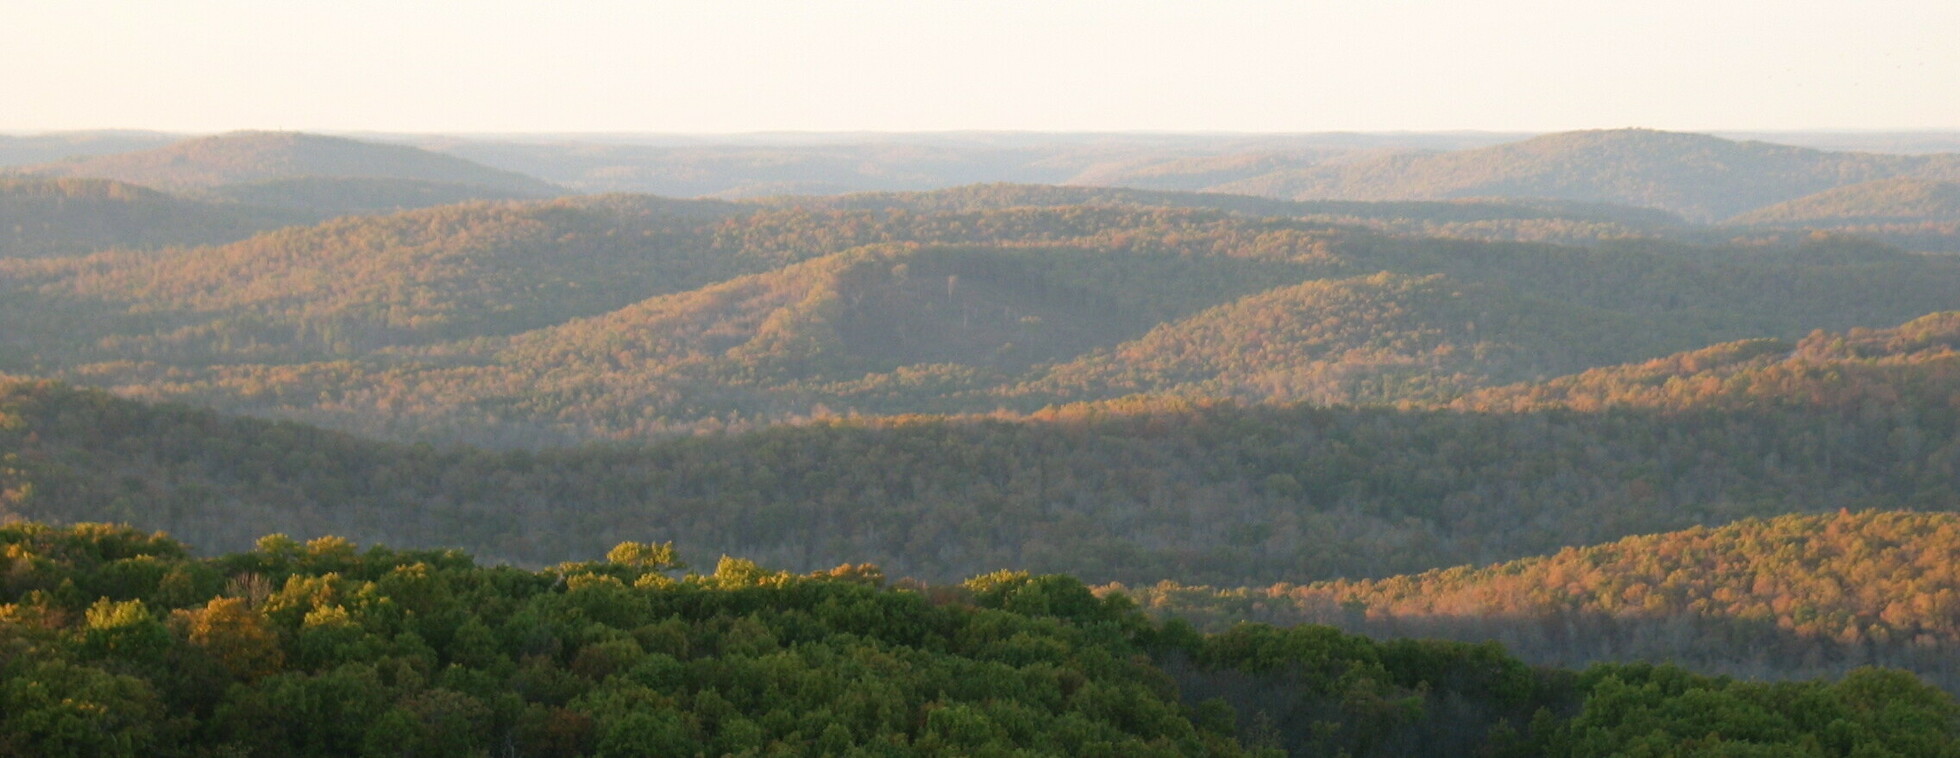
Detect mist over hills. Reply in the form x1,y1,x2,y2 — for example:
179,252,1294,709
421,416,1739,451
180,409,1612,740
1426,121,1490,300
1210,129,1960,222
16,131,560,195
412,128,1960,226
7,131,565,226
424,131,1521,198
12,128,1960,253
0,129,181,167
426,127,1960,250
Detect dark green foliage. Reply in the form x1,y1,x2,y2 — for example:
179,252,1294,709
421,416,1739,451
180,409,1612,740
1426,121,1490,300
0,524,1258,757
5,523,1951,756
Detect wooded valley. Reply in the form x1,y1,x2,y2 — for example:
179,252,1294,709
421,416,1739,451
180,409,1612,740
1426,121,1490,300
4,127,1960,755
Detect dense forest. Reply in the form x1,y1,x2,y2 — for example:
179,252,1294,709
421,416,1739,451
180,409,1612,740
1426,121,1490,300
3,522,1955,757
8,127,1960,753
0,177,308,258
2,312,1955,586
1204,129,1960,222
1120,511,1960,693
3,181,1956,444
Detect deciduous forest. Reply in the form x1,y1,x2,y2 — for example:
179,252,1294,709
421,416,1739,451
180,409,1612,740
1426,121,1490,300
4,127,1960,754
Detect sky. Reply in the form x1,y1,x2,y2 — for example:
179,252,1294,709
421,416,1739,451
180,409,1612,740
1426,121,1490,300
4,0,1958,134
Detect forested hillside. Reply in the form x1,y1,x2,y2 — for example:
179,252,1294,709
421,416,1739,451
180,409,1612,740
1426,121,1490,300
797,183,1698,247
202,176,550,218
1017,272,1696,406
0,130,181,168
5,132,568,224
0,178,306,258
1735,178,1960,225
3,522,1955,757
3,313,1956,589
427,132,1517,198
1728,178,1960,253
9,127,1960,753
1124,511,1960,694
3,186,1954,444
1210,129,1960,222
435,129,1960,252
17,131,561,196
1455,310,1960,413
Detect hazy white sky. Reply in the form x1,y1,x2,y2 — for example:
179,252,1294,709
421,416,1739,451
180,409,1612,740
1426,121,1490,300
4,0,1957,134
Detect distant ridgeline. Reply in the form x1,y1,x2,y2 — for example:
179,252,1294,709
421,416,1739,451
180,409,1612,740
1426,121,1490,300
438,128,1960,249
1,522,1955,757
1,132,563,242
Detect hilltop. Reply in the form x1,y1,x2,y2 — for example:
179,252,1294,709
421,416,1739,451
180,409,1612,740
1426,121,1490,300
1212,129,1960,221
0,194,744,361
1020,272,1702,406
2,188,1956,443
16,131,561,201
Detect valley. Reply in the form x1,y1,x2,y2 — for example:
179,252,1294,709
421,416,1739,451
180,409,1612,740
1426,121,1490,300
5,126,1960,755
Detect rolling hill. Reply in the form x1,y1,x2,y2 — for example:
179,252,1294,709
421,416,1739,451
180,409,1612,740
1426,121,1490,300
428,132,1521,198
0,177,307,258
4,187,1959,444
202,175,550,218
1732,177,1960,225
2,313,1956,586
1125,510,1960,693
11,129,1960,755
1213,129,1960,222
16,131,562,207
0,195,746,362
1454,310,1960,414
0,130,182,167
1722,178,1960,252
1021,272,1707,406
